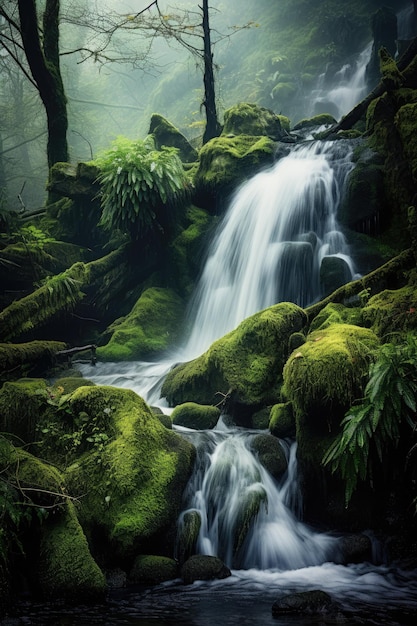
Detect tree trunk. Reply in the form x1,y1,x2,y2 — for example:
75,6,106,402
18,0,68,168
202,0,221,144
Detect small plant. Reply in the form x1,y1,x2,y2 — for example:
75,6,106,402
95,135,189,243
323,334,417,505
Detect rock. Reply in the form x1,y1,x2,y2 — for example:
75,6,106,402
177,510,202,565
249,433,287,480
106,567,127,589
339,534,372,564
171,402,220,430
149,114,198,163
181,555,231,584
269,402,296,439
222,103,288,140
272,589,336,616
320,255,352,296
129,555,178,584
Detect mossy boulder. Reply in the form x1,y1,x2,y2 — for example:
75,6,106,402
293,114,337,130
161,302,307,413
283,323,379,438
269,402,296,439
129,555,179,584
309,302,363,332
177,510,201,565
193,134,276,211
320,256,352,296
181,555,231,584
65,386,195,560
97,287,185,361
149,113,198,163
1,444,105,601
171,402,221,430
222,103,287,140
0,378,48,443
249,433,288,480
361,285,417,336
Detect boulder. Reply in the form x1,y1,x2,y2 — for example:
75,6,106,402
149,113,198,163
269,402,296,439
222,103,288,139
129,555,179,584
171,402,221,430
249,434,287,480
272,590,338,617
176,510,202,565
320,255,352,296
181,555,231,584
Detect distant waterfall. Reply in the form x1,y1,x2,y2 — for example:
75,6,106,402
183,140,355,359
309,43,372,121
177,422,338,570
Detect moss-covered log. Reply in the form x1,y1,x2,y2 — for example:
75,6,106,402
0,341,66,383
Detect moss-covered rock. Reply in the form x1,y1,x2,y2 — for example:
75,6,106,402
222,103,287,139
0,378,48,443
65,386,195,560
0,341,66,383
283,323,379,437
251,406,271,430
293,114,337,130
320,256,353,296
161,302,307,412
361,285,417,336
181,555,231,584
149,114,198,163
171,402,220,430
193,134,276,211
269,402,296,439
309,302,363,332
176,510,201,565
129,555,179,584
97,287,185,361
249,433,288,480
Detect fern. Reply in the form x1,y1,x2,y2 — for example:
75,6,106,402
323,334,417,505
95,136,189,242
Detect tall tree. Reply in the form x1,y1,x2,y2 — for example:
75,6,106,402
201,0,221,143
17,0,68,168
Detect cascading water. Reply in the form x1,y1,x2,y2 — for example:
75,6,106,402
177,421,338,571
81,138,357,397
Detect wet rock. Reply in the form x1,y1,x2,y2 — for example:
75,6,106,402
105,567,127,589
129,555,178,585
181,555,231,584
339,533,372,564
272,589,338,616
249,433,288,480
177,510,202,565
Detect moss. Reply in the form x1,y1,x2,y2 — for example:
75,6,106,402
162,302,307,408
193,134,275,210
269,402,296,438
65,386,195,558
361,285,417,337
97,287,185,361
0,341,66,382
39,501,106,600
379,47,405,92
177,510,201,565
0,262,89,342
309,303,363,332
149,113,198,163
293,114,337,130
129,555,178,584
171,402,220,430
51,376,95,395
283,323,379,434
251,406,271,430
0,379,48,444
222,103,285,140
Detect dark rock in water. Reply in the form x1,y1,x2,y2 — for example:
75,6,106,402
129,555,178,585
272,590,338,616
181,555,231,584
177,510,202,565
249,433,288,480
339,533,372,564
105,567,127,589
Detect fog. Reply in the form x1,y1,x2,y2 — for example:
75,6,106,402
0,0,414,210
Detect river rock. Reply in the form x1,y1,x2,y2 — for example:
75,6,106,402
272,589,338,616
181,555,231,584
339,533,372,564
249,433,288,480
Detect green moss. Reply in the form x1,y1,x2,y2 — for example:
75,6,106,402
162,302,307,408
222,103,285,139
171,402,220,430
361,285,417,337
293,114,337,130
177,510,201,565
65,386,195,558
0,379,48,444
149,113,198,163
0,262,89,342
283,323,379,433
0,341,66,382
97,287,185,361
309,303,363,332
39,501,106,599
52,377,95,395
129,555,178,584
269,402,296,438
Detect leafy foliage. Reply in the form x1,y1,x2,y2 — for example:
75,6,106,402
95,136,189,242
323,334,417,505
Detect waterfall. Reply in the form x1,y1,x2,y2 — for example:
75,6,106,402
79,139,356,404
309,43,372,121
183,140,355,360
398,2,416,41
177,422,338,571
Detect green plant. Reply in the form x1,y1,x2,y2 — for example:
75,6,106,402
323,334,417,505
95,135,189,243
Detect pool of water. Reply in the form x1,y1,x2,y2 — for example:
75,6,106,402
13,563,417,626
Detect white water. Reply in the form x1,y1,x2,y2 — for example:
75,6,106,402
177,421,338,571
80,140,356,403
309,43,372,121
